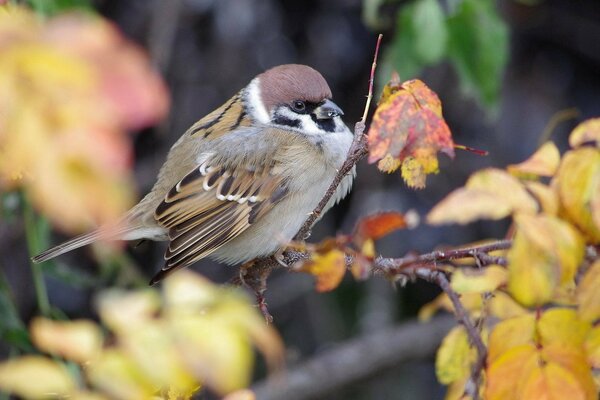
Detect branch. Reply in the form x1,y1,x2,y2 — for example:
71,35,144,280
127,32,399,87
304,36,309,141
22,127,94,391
372,240,512,277
251,316,454,400
293,33,382,241
239,35,383,316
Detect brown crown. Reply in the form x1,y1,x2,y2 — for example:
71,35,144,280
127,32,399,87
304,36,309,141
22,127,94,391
257,64,332,113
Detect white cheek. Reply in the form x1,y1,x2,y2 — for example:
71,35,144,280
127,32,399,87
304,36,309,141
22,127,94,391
245,78,270,124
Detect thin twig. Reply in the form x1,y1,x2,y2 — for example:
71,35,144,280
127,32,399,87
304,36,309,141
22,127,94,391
429,271,486,400
361,34,383,123
372,240,512,276
293,34,383,241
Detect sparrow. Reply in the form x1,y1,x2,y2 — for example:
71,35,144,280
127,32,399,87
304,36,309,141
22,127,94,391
33,64,355,284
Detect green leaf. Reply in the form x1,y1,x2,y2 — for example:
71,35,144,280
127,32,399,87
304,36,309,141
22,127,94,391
0,273,33,352
413,0,448,64
26,0,91,16
447,0,508,110
384,0,448,80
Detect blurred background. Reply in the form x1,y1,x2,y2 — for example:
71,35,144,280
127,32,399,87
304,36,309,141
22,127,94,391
1,0,599,398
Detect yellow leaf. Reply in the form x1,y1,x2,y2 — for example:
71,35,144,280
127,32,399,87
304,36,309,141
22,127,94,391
298,249,347,292
466,168,539,214
507,225,557,307
70,391,110,400
450,265,507,294
538,308,590,349
223,389,256,400
507,214,584,307
30,318,103,363
507,141,561,178
118,320,195,391
577,260,600,322
488,292,529,319
556,148,600,243
427,188,513,225
518,362,587,400
524,181,559,216
427,168,538,225
569,118,600,149
87,349,156,400
435,326,474,384
487,314,535,363
171,315,253,395
418,292,483,321
585,325,600,368
0,356,75,399
377,153,401,173
97,289,161,333
486,344,538,400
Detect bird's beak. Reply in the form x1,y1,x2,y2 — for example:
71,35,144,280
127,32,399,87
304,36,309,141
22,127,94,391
315,99,344,120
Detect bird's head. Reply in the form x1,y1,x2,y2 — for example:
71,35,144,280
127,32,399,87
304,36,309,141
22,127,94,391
244,64,346,135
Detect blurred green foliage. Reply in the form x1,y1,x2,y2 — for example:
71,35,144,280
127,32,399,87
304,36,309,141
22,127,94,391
25,0,90,15
367,0,508,112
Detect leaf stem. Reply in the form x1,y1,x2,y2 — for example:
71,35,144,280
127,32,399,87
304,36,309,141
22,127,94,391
23,196,51,317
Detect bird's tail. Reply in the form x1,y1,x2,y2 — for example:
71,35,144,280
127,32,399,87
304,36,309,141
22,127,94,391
31,224,142,263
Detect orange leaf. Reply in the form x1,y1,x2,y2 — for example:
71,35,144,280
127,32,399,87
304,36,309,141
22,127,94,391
507,141,561,178
297,249,347,292
486,344,538,400
367,78,454,189
487,314,535,364
518,362,587,400
353,210,419,242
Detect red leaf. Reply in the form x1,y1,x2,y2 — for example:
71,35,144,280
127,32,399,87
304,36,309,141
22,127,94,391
354,211,419,242
367,78,455,188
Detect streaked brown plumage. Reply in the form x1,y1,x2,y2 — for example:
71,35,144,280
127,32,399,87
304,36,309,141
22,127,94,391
33,64,354,284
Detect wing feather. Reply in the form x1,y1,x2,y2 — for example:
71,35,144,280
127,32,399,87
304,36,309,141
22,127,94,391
150,156,289,284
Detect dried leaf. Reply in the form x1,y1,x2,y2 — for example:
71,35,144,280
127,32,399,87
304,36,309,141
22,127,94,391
0,356,75,399
367,78,454,189
297,249,347,292
507,141,560,178
30,318,103,363
569,118,600,148
353,210,419,242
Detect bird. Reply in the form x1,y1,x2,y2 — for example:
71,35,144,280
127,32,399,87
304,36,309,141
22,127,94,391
32,64,355,285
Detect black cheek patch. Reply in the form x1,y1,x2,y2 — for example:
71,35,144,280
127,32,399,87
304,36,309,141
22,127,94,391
272,115,301,128
310,114,336,133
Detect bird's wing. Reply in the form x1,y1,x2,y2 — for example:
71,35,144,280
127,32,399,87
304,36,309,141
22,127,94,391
150,153,290,284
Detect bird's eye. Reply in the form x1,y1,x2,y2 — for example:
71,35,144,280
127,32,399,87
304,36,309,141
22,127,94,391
291,100,306,113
